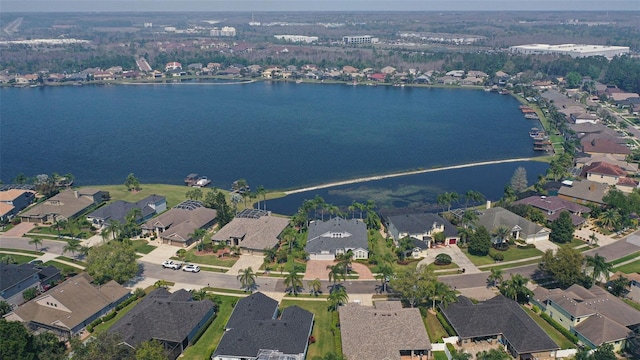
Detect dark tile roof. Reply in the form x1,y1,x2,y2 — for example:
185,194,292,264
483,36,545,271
0,263,39,292
17,263,61,285
305,217,368,254
514,196,590,215
109,288,215,350
214,292,314,358
440,295,559,355
387,213,458,238
89,195,166,224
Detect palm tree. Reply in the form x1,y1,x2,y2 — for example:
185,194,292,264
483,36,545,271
154,279,169,288
327,264,344,291
54,220,65,238
464,190,485,209
336,250,353,280
376,263,394,293
188,228,207,248
77,245,91,259
1,255,16,264
237,267,257,292
191,288,208,301
589,232,599,246
126,207,143,225
488,268,503,288
585,253,612,283
284,272,303,295
492,225,511,248
599,209,621,231
257,185,266,211
328,286,348,311
100,228,110,244
230,193,242,214
63,239,81,257
28,237,43,251
263,247,277,264
106,220,122,240
309,278,322,296
461,210,478,228
499,274,532,303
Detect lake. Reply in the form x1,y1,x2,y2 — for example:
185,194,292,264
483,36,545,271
0,81,547,211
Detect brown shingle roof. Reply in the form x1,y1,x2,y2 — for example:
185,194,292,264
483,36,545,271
582,138,631,155
558,180,609,205
583,162,627,177
339,301,431,360
20,189,102,220
211,214,289,250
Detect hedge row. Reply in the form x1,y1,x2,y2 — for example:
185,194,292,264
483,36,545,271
436,311,456,337
87,293,146,333
540,313,579,344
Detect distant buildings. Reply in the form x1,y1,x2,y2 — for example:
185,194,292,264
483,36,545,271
274,35,319,43
342,35,378,45
509,44,630,59
210,26,236,37
165,62,182,72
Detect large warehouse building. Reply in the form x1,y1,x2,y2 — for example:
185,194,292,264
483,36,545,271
508,44,630,58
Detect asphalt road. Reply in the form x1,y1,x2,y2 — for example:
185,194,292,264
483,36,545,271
0,236,68,255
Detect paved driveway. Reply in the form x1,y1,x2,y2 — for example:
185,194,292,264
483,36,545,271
303,260,374,280
418,244,481,274
3,222,35,237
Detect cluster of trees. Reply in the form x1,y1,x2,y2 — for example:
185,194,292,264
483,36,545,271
124,173,141,192
86,240,139,285
539,247,614,289
0,320,66,360
70,332,168,360
291,196,381,231
10,172,75,197
594,189,640,232
388,265,456,309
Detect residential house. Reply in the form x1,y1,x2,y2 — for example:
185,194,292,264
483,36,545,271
437,76,458,85
513,196,590,226
611,271,640,301
340,301,431,360
211,209,289,255
0,263,61,306
610,92,639,102
380,66,396,74
87,194,166,228
212,292,314,360
570,111,599,124
575,153,638,175
141,200,217,247
531,284,640,352
386,212,459,249
445,70,465,77
0,189,35,221
165,62,182,71
5,273,130,338
582,161,638,193
415,74,431,84
342,66,358,74
440,295,559,359
368,73,386,82
109,288,215,360
305,217,369,260
475,207,550,244
558,180,609,206
581,137,631,160
20,188,107,224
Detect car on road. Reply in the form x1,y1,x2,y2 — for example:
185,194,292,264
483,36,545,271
162,260,182,270
182,264,200,273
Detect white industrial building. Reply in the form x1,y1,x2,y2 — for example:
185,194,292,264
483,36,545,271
342,35,378,45
509,44,629,59
210,26,236,37
274,35,319,43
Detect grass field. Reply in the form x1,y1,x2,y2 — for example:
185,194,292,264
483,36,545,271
425,310,448,343
0,253,37,264
182,295,239,359
0,248,44,255
613,260,640,274
281,299,337,358
173,250,238,267
44,260,80,274
522,307,574,349
131,240,156,254
610,251,640,266
463,246,543,266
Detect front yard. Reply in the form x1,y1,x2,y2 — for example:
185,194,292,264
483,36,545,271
173,248,239,267
130,240,156,254
463,246,543,266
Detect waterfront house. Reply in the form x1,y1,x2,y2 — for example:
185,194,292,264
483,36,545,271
440,295,559,359
212,292,314,360
340,301,431,360
581,161,638,193
211,209,289,255
109,288,215,360
513,196,590,227
531,284,640,352
305,217,369,260
581,137,631,160
87,194,166,228
165,62,182,71
575,153,638,175
386,212,458,247
381,66,396,74
5,273,130,338
475,207,550,244
558,180,609,206
141,200,217,247
0,189,35,221
20,188,107,224
0,263,61,306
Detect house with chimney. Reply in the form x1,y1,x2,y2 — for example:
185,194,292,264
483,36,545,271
558,180,609,206
19,189,107,224
582,162,638,193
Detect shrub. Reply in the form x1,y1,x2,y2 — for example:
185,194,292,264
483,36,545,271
446,343,456,352
435,253,452,265
419,306,428,318
531,305,540,313
540,312,579,344
102,311,117,322
489,250,504,262
23,287,39,301
436,311,456,336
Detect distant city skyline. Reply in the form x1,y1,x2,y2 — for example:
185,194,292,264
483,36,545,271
3,0,639,12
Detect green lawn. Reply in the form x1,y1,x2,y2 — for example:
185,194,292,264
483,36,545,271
281,299,337,358
131,240,156,254
522,307,574,349
173,250,238,267
425,310,448,343
480,258,542,272
610,251,640,266
0,253,37,264
182,295,239,359
624,299,640,312
57,256,87,267
613,260,640,274
28,225,93,239
463,246,543,266
0,248,44,255
93,296,144,335
561,238,588,249
44,260,81,274
433,351,448,360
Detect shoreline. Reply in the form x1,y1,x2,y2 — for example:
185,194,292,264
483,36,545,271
284,157,537,195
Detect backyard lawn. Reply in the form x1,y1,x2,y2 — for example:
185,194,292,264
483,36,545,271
425,310,449,343
182,295,238,359
92,296,144,335
281,299,338,358
522,307,574,349
463,246,543,266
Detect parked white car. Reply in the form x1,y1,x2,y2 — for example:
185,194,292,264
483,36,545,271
182,264,200,273
162,260,182,270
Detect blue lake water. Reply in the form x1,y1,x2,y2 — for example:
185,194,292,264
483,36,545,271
0,81,547,212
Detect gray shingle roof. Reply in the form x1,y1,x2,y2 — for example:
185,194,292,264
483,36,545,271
109,288,215,350
476,207,547,239
0,263,39,292
340,301,431,360
558,180,609,205
440,295,559,355
305,217,368,255
213,292,314,358
387,213,458,239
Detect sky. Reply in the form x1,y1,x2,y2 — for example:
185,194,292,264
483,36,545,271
2,0,639,12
